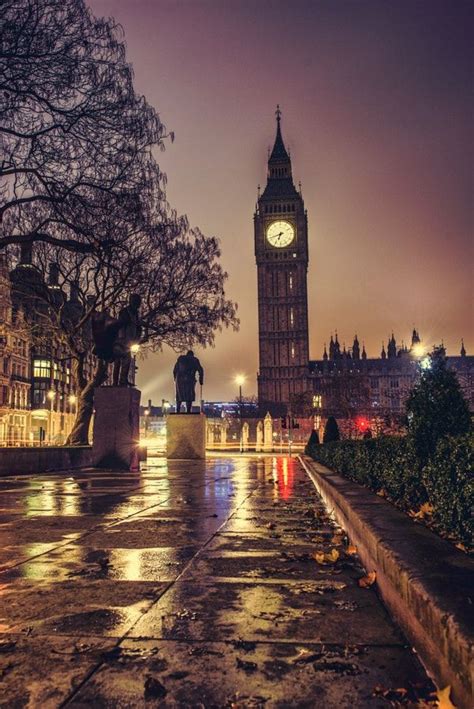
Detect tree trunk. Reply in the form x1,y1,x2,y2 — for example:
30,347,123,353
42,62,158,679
67,359,109,446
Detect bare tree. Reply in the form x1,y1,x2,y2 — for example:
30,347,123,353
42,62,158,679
19,218,238,444
1,0,169,254
319,371,371,425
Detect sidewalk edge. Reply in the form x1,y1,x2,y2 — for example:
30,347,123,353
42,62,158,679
299,454,474,709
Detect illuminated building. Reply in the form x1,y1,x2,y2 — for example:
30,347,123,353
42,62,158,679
309,330,473,428
255,112,473,420
8,247,84,443
0,254,31,444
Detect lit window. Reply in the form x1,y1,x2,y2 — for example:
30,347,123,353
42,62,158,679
313,394,322,409
290,308,294,326
33,359,51,378
289,274,293,291
291,343,295,359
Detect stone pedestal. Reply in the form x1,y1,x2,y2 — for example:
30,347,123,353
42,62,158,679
93,387,141,470
167,413,206,459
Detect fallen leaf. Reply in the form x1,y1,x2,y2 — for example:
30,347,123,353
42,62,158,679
436,686,456,709
167,671,189,680
313,548,339,564
346,545,357,555
376,489,387,498
144,676,167,700
236,657,258,673
372,686,408,701
293,648,320,664
455,543,468,553
358,571,376,588
409,502,434,519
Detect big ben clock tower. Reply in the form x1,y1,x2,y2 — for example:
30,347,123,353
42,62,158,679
255,107,310,413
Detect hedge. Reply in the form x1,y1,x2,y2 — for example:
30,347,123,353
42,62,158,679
306,433,473,548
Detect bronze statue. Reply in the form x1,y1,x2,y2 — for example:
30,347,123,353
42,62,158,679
173,350,204,413
91,294,142,386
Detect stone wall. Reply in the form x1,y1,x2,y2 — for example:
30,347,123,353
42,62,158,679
0,446,93,476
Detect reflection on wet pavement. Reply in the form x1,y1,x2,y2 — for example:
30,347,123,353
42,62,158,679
0,455,433,707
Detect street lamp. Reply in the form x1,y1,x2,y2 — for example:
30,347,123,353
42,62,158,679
144,407,150,437
67,394,77,440
130,343,140,354
412,342,426,359
235,375,245,452
47,389,55,444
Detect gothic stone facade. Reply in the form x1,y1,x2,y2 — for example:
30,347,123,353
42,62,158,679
255,113,474,418
255,108,309,414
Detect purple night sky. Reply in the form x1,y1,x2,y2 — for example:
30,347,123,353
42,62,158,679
89,0,473,403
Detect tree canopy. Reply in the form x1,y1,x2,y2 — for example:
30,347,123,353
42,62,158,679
1,0,168,254
3,0,239,444
406,347,471,463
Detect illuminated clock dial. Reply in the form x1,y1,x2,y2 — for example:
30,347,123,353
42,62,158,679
266,220,295,248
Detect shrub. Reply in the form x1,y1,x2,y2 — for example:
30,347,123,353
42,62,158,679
305,429,320,457
422,434,473,546
323,416,340,443
306,433,471,547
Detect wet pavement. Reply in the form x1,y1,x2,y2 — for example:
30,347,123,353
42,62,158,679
0,455,433,707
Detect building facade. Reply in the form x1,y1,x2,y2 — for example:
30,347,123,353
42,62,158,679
309,330,473,432
1,245,138,445
0,255,31,444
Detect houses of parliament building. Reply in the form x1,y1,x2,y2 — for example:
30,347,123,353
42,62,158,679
255,109,473,420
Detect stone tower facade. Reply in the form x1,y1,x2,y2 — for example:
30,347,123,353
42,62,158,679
254,108,310,413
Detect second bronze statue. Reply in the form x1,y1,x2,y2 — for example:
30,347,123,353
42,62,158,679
173,351,204,413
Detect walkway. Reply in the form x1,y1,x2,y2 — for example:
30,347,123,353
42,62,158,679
0,456,432,707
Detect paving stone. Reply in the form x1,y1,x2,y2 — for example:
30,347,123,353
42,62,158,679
0,455,432,706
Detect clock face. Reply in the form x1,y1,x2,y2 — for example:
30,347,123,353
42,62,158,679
266,220,295,248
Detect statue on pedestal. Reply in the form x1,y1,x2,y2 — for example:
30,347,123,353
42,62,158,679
173,350,204,413
91,294,142,386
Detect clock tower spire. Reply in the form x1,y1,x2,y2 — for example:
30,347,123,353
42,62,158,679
255,107,310,414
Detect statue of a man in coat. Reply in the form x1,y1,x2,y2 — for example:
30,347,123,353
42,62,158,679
173,351,204,413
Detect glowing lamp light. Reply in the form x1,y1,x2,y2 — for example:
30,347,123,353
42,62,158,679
144,408,150,416
235,375,245,387
130,343,140,354
47,390,55,400
420,356,431,370
357,417,369,431
412,342,426,358
163,401,170,410
68,394,77,405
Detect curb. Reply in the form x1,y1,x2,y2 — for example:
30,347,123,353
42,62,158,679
299,455,474,709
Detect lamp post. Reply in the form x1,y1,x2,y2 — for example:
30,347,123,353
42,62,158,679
68,394,77,439
47,389,55,444
235,375,245,453
144,407,150,438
